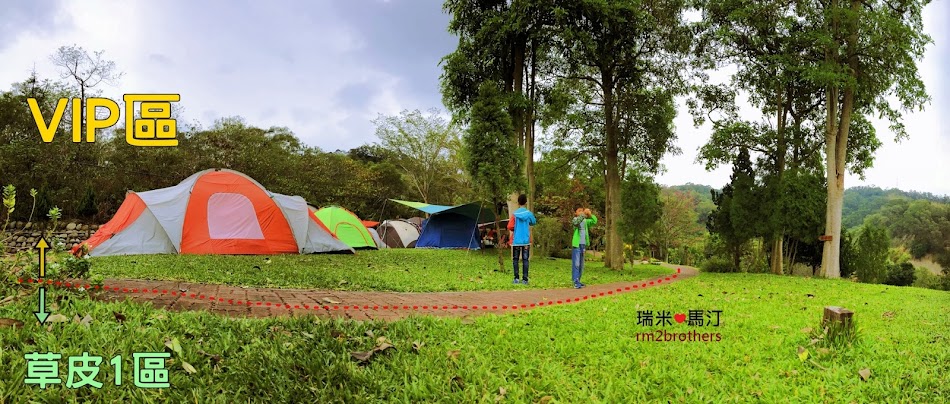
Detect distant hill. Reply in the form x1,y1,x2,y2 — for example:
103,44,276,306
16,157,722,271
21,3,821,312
843,186,950,229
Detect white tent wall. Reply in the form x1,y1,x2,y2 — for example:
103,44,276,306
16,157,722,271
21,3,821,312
271,193,354,254
302,216,354,254
89,207,177,257
368,228,386,249
272,193,313,251
135,175,201,252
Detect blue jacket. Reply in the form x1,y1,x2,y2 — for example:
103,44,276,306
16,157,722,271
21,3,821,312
510,207,537,246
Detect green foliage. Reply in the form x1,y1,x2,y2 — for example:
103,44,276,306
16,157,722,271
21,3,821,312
2,185,15,215
707,148,758,269
76,186,98,218
533,217,566,258
651,189,704,263
911,267,944,291
59,255,92,278
862,198,950,260
463,83,524,201
620,171,662,249
839,229,857,279
843,186,949,229
372,109,467,204
854,224,890,284
883,262,916,287
701,257,737,273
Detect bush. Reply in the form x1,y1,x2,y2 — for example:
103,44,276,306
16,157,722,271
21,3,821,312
60,255,92,278
884,262,916,286
533,217,565,258
854,224,889,284
552,249,573,260
912,267,944,290
701,257,737,273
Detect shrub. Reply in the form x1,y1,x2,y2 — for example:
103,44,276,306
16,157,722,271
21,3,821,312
60,255,92,278
702,257,737,273
552,249,573,260
912,268,943,290
884,262,916,286
533,217,565,258
854,224,889,284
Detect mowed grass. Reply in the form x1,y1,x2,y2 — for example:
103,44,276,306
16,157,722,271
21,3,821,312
1,273,946,402
89,249,672,292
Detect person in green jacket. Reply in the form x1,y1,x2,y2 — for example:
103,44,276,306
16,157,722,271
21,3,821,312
571,208,597,289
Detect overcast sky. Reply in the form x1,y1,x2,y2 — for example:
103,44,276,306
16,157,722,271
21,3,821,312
1,0,947,196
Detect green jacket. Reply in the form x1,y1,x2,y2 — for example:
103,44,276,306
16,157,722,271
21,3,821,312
571,214,597,248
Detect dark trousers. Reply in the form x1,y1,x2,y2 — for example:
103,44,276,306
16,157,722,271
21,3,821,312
512,245,529,281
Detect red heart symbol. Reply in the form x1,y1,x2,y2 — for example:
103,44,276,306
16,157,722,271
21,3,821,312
674,313,686,323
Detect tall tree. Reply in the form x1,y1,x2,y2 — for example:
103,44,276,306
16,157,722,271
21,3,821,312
441,0,556,211
651,189,704,263
372,109,463,203
620,169,663,260
696,0,835,275
707,147,760,270
464,83,526,270
552,0,691,269
803,0,932,278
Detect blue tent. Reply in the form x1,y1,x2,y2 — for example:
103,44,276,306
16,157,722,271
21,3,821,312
390,200,489,250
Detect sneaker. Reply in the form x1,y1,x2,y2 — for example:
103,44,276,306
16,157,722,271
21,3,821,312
513,279,521,284
522,279,529,286
574,282,583,289
579,282,586,287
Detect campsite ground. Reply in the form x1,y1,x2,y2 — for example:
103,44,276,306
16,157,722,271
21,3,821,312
1,251,947,402
87,249,671,292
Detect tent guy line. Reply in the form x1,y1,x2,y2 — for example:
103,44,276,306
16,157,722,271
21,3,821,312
15,267,689,317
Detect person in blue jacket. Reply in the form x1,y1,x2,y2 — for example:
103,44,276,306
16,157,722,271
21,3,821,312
508,194,537,285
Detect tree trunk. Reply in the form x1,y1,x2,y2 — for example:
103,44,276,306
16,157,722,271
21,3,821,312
525,39,537,212
603,79,623,270
819,0,859,279
493,198,506,272
733,246,741,271
771,89,788,275
512,37,526,150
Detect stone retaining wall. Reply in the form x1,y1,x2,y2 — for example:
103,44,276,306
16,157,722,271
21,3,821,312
2,221,101,253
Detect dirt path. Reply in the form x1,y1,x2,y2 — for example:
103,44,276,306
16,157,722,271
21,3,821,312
32,264,698,321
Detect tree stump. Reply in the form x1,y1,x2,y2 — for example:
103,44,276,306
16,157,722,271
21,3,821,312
823,306,855,342
824,306,853,325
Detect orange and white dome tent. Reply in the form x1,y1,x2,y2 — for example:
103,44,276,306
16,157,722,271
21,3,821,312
73,169,354,256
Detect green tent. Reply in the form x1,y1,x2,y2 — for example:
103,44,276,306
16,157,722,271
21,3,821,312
313,206,377,249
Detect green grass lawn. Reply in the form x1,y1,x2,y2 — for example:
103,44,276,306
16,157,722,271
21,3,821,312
1,271,946,402
88,249,672,292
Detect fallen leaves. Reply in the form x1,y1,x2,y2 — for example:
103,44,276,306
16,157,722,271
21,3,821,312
73,314,93,328
412,340,424,352
858,368,871,381
447,350,461,360
197,349,223,367
882,311,895,319
112,311,126,323
495,387,507,402
0,318,24,328
182,361,197,374
46,314,69,323
350,336,397,365
321,297,342,304
797,346,809,362
165,338,183,356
